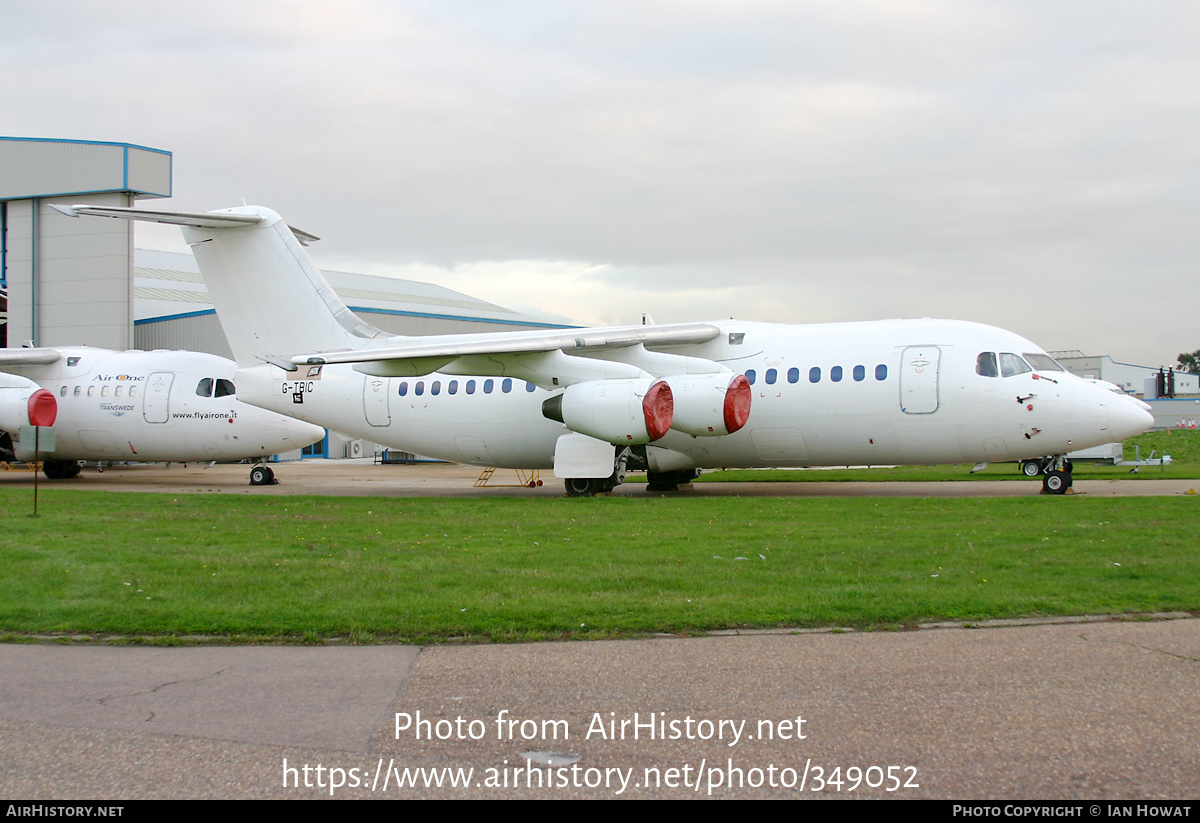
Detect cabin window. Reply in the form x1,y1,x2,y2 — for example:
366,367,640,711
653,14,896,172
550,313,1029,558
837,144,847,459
87,386,95,397
875,364,888,381
1000,353,1031,378
788,367,799,383
484,379,495,394
502,378,513,393
526,381,536,392
398,382,408,396
74,386,81,397
976,352,998,378
853,365,865,382
466,380,476,395
765,368,777,385
215,379,236,397
831,366,843,382
745,369,756,385
196,378,214,397
809,367,821,383
431,381,441,396
415,381,425,396
59,386,67,397
129,386,137,397
448,380,458,395
115,386,123,397
101,386,109,397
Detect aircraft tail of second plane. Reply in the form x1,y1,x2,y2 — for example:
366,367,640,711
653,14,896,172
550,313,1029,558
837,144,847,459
53,204,391,368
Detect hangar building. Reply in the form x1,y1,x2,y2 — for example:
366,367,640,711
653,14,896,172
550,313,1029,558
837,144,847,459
1052,352,1199,397
1,137,171,350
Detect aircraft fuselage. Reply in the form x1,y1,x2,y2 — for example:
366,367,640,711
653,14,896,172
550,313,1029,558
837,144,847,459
1,347,323,464
234,318,1150,471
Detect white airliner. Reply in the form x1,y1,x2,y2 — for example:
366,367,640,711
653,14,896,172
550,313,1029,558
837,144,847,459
0,346,325,483
55,203,1155,496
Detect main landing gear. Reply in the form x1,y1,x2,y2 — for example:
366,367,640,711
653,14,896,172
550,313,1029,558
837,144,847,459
1024,455,1074,495
646,468,701,492
564,448,630,497
42,459,82,480
249,464,277,486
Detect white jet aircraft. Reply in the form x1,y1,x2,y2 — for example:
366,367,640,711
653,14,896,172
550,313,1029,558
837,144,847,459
55,203,1155,496
1,346,325,483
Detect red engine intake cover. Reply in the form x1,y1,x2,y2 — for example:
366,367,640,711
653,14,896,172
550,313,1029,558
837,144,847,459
723,375,751,434
641,381,674,441
27,389,58,428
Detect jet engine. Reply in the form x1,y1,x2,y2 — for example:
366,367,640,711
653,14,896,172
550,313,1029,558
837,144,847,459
0,374,44,434
0,375,58,461
542,378,673,444
665,373,752,436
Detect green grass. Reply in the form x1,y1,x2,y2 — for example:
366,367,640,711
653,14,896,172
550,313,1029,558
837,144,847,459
1,491,1195,643
699,429,1200,483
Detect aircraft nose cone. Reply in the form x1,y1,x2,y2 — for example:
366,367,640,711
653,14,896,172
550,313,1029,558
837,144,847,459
1109,395,1155,440
291,419,326,447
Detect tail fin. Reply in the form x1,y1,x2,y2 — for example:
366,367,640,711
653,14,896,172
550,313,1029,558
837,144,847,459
55,204,388,367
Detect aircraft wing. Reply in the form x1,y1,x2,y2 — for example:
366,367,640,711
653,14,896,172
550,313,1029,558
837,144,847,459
292,322,726,384
297,323,721,365
0,348,63,367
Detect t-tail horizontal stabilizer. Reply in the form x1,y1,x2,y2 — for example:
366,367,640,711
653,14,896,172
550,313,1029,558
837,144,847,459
55,204,378,367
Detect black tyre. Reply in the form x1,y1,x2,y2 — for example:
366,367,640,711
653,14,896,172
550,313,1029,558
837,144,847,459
250,465,274,486
42,459,82,480
564,477,610,497
1021,460,1043,477
1042,469,1072,495
646,470,681,492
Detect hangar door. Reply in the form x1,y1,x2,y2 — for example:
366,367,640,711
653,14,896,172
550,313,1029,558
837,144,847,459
900,347,940,414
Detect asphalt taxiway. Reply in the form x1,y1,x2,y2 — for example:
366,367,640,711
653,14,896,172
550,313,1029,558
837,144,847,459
2,618,1197,799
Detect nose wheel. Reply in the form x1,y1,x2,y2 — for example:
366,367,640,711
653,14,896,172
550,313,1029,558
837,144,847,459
1039,456,1073,495
249,465,276,486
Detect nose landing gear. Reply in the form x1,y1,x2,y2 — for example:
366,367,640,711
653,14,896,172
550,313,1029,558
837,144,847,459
1038,455,1074,495
249,464,276,486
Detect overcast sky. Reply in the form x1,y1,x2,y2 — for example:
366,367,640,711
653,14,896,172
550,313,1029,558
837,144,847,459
6,0,1198,366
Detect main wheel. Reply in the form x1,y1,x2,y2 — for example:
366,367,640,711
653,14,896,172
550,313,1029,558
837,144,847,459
1021,460,1043,477
564,477,611,497
1042,469,1072,495
42,459,82,480
249,465,275,486
646,470,682,492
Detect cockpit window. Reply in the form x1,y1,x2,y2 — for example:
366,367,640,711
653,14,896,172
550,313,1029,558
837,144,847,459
976,352,999,378
1023,353,1064,372
1000,353,1032,378
214,379,236,397
196,378,213,398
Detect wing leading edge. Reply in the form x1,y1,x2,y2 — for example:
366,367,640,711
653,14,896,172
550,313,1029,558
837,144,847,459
297,322,724,381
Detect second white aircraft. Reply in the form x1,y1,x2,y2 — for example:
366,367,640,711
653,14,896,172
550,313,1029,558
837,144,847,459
1,346,325,483
56,203,1155,495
